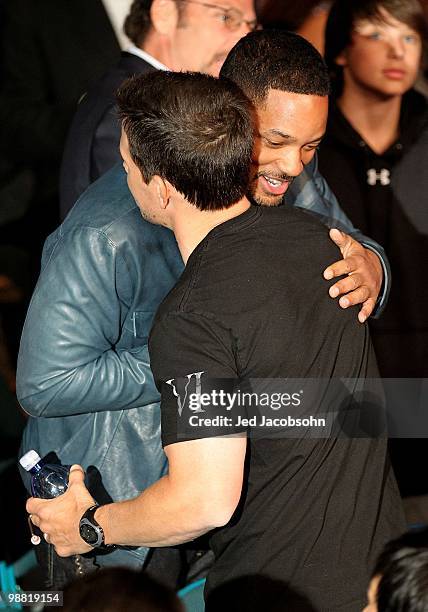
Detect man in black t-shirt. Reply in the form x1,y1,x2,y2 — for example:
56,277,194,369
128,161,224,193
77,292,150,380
119,72,404,611
149,202,404,611
27,59,404,611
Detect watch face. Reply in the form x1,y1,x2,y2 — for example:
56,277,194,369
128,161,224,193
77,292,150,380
79,521,100,546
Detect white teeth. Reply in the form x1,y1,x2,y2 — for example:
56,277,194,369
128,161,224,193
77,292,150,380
264,176,282,186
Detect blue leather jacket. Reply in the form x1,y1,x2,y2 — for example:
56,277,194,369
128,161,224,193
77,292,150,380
17,165,183,567
17,159,390,567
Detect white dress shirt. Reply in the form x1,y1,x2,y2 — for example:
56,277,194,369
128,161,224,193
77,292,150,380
127,45,169,71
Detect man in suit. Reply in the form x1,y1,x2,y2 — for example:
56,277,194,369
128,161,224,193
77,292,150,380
59,0,258,218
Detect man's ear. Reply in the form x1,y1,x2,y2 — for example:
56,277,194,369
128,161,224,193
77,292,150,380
151,175,170,209
150,0,180,36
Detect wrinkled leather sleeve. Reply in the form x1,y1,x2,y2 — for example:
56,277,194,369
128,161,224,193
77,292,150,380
288,155,391,318
16,225,160,418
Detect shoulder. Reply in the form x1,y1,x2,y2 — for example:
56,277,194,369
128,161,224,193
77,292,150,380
61,165,139,233
80,54,154,107
149,309,237,380
57,165,150,261
258,206,335,251
57,165,180,268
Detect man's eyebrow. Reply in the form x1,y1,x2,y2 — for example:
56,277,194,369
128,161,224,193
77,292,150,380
263,129,295,140
263,129,325,144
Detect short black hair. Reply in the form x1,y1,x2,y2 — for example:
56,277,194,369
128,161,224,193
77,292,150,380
117,71,254,211
372,528,428,612
374,528,428,577
377,549,428,611
124,0,153,47
124,0,186,46
220,29,331,106
325,0,428,97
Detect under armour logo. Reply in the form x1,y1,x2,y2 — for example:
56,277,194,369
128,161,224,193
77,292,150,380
367,168,390,186
165,371,205,416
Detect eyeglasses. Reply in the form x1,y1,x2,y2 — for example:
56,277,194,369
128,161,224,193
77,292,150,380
178,0,259,32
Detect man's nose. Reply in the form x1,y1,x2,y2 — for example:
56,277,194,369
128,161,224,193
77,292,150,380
279,150,304,178
387,37,405,59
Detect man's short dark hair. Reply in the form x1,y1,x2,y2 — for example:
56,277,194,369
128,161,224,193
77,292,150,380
372,528,428,612
124,0,187,48
374,528,428,577
124,0,153,47
219,30,331,106
325,0,428,97
377,549,428,611
117,71,254,211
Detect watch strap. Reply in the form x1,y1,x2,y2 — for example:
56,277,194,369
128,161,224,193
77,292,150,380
79,504,114,550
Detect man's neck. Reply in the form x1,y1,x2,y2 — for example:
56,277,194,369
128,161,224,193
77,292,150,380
338,84,402,155
141,32,173,71
128,45,169,71
173,198,252,264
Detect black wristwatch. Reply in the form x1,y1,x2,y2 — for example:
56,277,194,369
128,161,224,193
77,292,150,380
79,504,114,549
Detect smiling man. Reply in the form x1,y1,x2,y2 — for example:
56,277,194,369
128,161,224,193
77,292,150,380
21,30,390,591
219,31,389,322
27,37,404,612
249,89,327,202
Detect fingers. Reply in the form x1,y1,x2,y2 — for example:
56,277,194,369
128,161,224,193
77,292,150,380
329,274,363,299
338,286,370,309
29,511,49,534
324,235,382,324
358,298,376,324
28,500,54,532
29,513,40,528
68,464,85,487
324,255,361,280
26,497,50,516
329,228,348,249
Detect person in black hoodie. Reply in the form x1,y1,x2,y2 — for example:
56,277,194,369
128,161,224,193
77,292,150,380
319,0,428,496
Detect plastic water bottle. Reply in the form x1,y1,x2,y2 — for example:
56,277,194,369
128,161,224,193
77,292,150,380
20,451,85,574
19,450,70,499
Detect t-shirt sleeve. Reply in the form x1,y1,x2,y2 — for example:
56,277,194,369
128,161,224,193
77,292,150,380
149,311,241,447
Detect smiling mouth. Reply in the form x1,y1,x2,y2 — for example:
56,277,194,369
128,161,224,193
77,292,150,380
258,174,293,196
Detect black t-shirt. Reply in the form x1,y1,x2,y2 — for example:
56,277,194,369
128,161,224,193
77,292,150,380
149,206,404,611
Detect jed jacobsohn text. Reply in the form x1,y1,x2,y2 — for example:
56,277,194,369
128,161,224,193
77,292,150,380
166,373,395,438
188,389,302,411
188,415,327,428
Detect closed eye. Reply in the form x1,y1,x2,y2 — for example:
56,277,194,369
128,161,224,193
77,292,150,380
260,136,286,148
